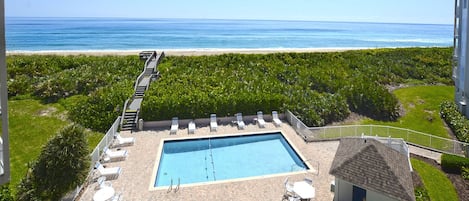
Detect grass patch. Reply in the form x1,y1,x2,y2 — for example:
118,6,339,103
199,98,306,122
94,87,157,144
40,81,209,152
362,85,454,138
411,158,458,201
2,99,102,190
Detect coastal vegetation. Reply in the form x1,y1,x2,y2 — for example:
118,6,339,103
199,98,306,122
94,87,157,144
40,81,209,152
142,47,452,126
7,55,142,132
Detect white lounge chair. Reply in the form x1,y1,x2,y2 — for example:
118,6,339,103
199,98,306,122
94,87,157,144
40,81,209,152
114,133,135,147
103,147,128,162
210,114,218,132
236,113,245,130
272,111,282,127
257,111,266,128
188,121,196,134
95,176,112,190
95,162,121,180
170,117,178,135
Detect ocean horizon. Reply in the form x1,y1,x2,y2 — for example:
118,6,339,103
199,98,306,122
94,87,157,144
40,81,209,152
6,17,453,51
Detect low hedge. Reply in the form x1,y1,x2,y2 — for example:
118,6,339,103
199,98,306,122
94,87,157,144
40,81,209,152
440,101,469,142
441,153,469,174
141,90,287,121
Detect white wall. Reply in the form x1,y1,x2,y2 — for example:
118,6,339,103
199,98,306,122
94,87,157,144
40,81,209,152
367,190,397,201
334,178,398,201
334,178,353,201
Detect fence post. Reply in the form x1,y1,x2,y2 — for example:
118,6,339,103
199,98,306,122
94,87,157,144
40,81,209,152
429,135,432,148
454,140,456,155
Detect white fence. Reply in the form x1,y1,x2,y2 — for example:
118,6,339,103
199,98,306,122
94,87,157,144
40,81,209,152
66,117,121,201
285,110,469,156
90,117,121,166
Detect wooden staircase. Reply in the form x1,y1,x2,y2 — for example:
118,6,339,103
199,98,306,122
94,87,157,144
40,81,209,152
121,110,138,131
135,86,146,98
120,51,164,131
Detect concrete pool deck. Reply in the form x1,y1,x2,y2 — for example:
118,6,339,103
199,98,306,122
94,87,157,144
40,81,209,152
79,122,338,201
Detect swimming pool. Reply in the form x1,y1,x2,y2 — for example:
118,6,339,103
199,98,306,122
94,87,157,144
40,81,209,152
154,132,308,187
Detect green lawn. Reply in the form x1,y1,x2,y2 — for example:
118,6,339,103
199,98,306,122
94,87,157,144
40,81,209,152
362,85,454,138
411,158,459,201
2,99,102,189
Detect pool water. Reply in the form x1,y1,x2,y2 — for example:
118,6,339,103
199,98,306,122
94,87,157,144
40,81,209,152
155,133,308,187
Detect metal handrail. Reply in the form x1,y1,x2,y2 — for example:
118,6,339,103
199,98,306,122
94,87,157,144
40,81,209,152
167,178,173,193
175,178,180,192
134,109,140,126
119,99,129,128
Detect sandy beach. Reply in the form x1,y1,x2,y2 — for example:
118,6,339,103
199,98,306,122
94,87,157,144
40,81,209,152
6,47,375,57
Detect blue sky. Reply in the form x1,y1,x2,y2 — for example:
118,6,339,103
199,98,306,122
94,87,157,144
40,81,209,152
6,0,453,24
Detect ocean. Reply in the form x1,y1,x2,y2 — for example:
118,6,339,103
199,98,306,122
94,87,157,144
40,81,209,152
5,17,453,52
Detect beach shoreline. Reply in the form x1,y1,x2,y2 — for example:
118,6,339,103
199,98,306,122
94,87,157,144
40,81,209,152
6,47,381,56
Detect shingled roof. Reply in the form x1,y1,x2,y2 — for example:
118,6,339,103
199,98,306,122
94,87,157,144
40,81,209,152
329,138,415,201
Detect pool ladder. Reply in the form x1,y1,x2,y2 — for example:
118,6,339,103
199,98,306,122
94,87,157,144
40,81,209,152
167,178,180,193
208,138,216,181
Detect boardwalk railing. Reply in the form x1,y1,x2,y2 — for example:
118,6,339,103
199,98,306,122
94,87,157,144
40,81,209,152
134,51,157,91
285,110,469,156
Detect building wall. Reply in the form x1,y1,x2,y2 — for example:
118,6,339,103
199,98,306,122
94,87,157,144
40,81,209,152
367,190,396,201
0,0,9,184
334,178,353,201
455,0,469,116
334,178,398,201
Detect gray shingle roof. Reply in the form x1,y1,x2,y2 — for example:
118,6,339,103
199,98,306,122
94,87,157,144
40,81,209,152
329,138,415,201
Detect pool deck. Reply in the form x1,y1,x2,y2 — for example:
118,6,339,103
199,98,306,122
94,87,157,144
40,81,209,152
79,122,339,201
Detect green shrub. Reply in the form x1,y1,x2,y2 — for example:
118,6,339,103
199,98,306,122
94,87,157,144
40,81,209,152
340,79,399,121
414,187,430,201
286,87,350,126
16,162,40,201
16,124,90,201
440,101,469,142
441,153,469,174
0,184,14,201
69,81,133,132
462,166,469,180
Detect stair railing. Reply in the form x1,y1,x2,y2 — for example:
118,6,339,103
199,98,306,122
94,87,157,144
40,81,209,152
119,99,130,129
134,109,140,128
